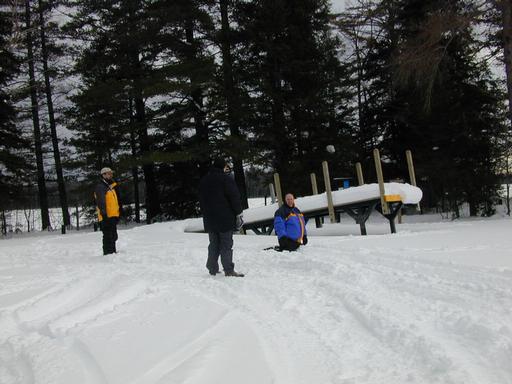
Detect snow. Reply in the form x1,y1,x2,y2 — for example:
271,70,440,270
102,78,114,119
1,214,512,384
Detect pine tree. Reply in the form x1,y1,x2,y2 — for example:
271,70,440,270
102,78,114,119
234,0,351,196
0,7,29,210
342,0,508,215
65,0,165,223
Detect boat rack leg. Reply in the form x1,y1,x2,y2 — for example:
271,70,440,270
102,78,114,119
376,202,403,234
344,201,378,236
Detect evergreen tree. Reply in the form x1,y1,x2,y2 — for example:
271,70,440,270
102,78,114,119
0,7,29,210
65,0,165,222
341,0,508,215
149,0,219,219
235,0,351,196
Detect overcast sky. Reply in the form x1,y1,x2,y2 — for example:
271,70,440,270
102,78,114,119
331,0,347,12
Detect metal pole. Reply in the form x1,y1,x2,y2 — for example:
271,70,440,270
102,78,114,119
356,162,364,185
322,161,336,223
273,173,283,207
373,149,389,215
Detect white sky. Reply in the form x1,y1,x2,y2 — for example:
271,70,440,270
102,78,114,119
330,0,347,12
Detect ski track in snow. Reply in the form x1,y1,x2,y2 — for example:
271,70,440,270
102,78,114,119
0,219,512,383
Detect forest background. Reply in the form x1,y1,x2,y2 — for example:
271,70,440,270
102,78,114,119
1,0,511,230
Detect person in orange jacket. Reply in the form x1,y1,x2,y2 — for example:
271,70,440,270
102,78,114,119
94,167,121,255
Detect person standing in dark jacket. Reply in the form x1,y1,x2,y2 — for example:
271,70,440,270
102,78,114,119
199,158,245,277
94,167,121,255
274,193,308,251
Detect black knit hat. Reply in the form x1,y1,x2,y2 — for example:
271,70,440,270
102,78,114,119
212,157,227,169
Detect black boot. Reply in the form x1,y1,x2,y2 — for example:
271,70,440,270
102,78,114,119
225,270,244,277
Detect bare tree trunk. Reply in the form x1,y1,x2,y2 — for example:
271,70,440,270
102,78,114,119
1,210,6,235
134,92,161,223
269,53,288,186
507,156,511,215
219,0,249,209
24,206,31,232
129,97,141,223
185,19,210,177
128,0,161,223
37,0,70,227
24,0,50,230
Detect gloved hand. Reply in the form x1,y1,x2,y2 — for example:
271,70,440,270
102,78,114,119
235,214,244,231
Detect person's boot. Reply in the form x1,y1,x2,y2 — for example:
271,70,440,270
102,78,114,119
225,270,244,277
209,270,220,276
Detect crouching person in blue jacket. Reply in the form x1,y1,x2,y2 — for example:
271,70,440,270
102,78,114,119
274,193,308,251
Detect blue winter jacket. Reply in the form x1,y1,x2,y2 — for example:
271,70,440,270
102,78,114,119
274,204,307,243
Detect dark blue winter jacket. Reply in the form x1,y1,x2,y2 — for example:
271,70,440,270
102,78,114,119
274,204,307,243
199,168,242,233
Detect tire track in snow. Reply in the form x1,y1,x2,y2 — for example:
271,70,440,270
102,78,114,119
299,245,512,383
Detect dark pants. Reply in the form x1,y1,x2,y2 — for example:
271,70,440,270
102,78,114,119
101,218,118,255
207,231,234,273
278,236,300,252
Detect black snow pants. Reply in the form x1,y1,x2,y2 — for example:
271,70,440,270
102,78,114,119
207,231,235,273
101,218,118,255
278,236,300,252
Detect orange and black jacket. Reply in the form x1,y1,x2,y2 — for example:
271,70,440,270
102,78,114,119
94,179,120,222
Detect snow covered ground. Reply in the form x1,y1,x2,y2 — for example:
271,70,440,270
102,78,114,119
1,214,512,384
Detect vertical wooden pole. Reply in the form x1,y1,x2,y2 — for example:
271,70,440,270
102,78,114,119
322,161,336,223
355,162,364,186
405,150,417,187
373,149,389,214
269,183,276,204
310,173,319,195
273,173,283,206
310,173,322,228
406,149,420,211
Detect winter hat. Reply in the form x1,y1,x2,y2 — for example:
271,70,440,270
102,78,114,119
100,167,113,175
212,158,226,170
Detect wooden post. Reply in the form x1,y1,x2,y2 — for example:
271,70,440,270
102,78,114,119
273,173,283,206
405,150,417,187
322,161,336,223
355,162,364,185
310,173,319,195
373,149,389,214
269,183,276,204
406,149,420,211
310,173,322,228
